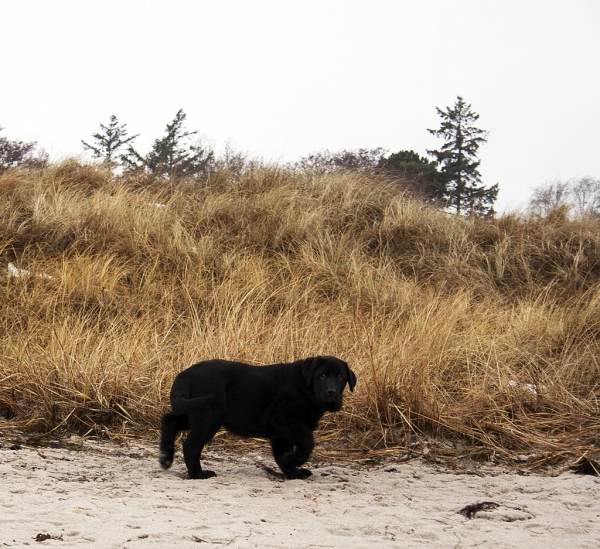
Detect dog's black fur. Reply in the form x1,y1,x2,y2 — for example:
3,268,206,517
159,356,356,480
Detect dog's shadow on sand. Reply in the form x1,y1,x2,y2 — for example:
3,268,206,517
160,462,293,483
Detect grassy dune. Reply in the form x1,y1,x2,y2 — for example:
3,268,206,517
1,161,599,466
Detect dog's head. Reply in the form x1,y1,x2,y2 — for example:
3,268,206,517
301,356,356,412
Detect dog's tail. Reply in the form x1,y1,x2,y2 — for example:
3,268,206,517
170,394,214,415
169,370,215,415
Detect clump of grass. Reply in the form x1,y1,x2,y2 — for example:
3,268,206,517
1,161,599,466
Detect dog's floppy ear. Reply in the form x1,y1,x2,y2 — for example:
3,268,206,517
344,362,357,392
301,357,321,386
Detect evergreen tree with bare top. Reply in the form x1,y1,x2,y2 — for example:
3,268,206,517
428,96,498,216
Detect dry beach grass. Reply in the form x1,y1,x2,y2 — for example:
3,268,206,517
1,161,599,468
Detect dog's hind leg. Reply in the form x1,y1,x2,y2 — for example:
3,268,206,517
159,412,189,469
182,410,223,479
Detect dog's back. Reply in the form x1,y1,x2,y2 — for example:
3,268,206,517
170,359,302,424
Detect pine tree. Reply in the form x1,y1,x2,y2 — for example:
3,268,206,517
427,96,498,216
82,115,138,167
144,109,214,178
384,150,445,201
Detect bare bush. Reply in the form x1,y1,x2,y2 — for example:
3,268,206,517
296,148,387,175
571,177,600,218
529,177,600,219
0,126,47,174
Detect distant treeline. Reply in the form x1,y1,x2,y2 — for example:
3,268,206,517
2,96,599,218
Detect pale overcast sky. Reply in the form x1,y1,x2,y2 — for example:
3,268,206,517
1,0,599,211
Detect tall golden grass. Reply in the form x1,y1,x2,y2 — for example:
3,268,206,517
1,161,599,466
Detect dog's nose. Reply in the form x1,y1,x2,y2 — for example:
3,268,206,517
326,388,337,396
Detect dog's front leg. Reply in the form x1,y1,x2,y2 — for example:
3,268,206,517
270,424,314,479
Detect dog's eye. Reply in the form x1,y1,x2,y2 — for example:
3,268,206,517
337,374,343,380
319,374,327,380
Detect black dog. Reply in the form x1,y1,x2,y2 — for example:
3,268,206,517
159,356,356,480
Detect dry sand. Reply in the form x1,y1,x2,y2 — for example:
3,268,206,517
1,437,598,548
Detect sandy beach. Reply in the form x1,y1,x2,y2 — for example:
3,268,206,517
1,437,598,548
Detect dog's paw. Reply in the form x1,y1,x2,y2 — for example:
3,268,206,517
158,451,174,469
286,468,312,480
189,470,217,479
